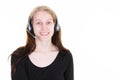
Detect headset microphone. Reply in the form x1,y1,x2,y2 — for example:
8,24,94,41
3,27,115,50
27,29,36,38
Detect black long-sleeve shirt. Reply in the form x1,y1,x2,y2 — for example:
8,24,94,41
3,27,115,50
11,51,74,80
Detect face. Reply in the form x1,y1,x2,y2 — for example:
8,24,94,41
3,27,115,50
32,11,54,41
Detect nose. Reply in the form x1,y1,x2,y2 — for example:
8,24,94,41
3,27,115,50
41,23,48,31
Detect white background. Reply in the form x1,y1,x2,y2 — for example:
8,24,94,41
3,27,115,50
0,0,120,80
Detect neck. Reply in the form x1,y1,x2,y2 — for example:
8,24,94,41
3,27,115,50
34,39,57,53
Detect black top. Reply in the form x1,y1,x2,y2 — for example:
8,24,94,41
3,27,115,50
11,51,74,80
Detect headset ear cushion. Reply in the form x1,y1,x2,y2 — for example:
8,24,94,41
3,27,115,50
55,25,60,31
27,24,32,31
27,17,32,31
54,19,60,32
27,17,35,37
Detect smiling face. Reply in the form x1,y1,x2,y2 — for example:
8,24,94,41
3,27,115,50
32,11,54,41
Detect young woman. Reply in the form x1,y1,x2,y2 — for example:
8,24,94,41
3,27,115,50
11,5,74,80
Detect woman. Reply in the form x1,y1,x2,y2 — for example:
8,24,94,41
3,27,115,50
11,5,74,80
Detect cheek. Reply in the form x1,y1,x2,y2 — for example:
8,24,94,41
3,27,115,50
49,25,54,31
49,26,55,36
51,26,54,31
33,26,39,32
32,26,40,35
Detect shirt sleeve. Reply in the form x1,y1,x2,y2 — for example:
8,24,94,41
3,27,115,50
11,55,28,80
64,53,74,80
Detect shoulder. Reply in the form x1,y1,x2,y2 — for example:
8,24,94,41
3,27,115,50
11,55,28,70
61,50,73,57
11,47,28,65
60,50,73,63
11,54,20,63
11,54,27,64
59,51,73,70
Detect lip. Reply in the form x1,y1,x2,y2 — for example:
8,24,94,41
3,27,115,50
40,32,49,36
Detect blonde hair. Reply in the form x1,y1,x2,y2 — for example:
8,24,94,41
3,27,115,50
29,5,57,24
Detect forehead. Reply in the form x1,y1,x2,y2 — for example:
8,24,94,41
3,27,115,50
33,11,53,20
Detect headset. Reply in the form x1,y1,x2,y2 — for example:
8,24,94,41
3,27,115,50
27,17,60,38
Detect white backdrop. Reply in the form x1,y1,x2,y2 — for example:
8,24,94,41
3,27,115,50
0,0,120,80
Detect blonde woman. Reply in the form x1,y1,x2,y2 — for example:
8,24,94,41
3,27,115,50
11,5,74,80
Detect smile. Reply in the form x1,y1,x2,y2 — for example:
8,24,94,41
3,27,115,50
40,32,49,36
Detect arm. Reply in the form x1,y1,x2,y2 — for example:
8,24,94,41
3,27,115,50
11,55,28,80
64,53,74,80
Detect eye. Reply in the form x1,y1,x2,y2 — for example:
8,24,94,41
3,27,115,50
47,21,52,25
36,22,42,25
47,21,51,24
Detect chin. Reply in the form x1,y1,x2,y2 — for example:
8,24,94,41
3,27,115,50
36,36,52,41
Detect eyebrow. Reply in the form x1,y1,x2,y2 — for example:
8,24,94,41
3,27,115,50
47,19,53,21
34,18,53,22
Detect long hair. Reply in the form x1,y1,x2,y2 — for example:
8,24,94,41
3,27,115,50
11,5,69,75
